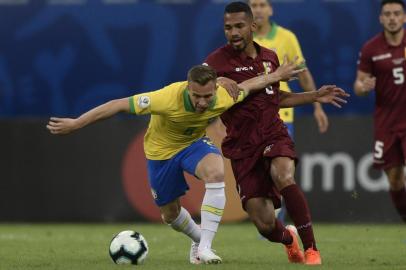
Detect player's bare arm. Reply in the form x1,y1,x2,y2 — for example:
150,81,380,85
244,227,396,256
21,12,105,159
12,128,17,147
217,56,306,100
280,85,349,108
238,56,306,96
298,69,329,133
354,70,376,96
47,97,130,135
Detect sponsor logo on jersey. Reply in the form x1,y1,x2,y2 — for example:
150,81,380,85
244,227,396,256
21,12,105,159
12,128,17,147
372,53,391,62
235,66,254,72
392,58,405,65
137,96,150,109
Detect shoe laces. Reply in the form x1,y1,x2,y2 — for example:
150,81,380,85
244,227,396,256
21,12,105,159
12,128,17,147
305,248,318,258
191,242,199,255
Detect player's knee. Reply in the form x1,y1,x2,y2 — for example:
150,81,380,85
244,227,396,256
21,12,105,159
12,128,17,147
202,167,224,182
273,172,295,189
271,158,296,188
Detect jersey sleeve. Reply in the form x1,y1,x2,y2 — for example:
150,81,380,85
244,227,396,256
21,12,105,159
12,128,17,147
203,54,216,68
286,32,305,64
204,52,226,77
216,85,245,109
129,84,175,115
357,45,373,74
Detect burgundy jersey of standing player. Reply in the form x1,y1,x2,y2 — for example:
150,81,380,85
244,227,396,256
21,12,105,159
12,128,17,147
358,30,406,133
205,42,289,159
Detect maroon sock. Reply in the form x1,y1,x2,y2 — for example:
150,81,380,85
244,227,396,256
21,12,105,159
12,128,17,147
390,186,406,222
262,219,293,245
280,184,317,251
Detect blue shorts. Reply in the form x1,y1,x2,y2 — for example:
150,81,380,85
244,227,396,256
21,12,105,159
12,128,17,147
285,122,294,139
147,137,221,207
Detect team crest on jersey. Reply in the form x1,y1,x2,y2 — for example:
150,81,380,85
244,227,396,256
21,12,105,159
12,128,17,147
263,61,273,74
138,96,150,109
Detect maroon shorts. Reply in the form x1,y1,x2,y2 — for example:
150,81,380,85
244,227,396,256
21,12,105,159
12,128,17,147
373,130,406,170
230,136,297,211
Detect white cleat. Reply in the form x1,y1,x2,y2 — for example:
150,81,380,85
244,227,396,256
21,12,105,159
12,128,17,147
198,248,222,264
189,241,201,264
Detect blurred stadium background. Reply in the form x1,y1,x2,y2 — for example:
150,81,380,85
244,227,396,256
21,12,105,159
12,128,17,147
0,0,402,226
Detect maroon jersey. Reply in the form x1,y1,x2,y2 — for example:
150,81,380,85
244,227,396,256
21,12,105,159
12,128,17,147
358,30,406,133
205,43,289,159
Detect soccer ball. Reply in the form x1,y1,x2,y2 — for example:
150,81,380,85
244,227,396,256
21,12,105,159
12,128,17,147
109,230,149,265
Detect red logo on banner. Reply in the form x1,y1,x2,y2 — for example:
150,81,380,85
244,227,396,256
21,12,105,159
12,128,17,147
122,130,247,222
121,130,204,221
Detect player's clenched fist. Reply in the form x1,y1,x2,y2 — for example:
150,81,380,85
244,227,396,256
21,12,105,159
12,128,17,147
362,76,376,93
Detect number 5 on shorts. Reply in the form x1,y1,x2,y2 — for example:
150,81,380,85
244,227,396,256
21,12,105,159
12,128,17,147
374,140,384,159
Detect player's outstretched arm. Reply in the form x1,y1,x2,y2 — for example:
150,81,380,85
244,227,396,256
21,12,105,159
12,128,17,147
47,97,131,135
280,85,349,108
298,69,329,133
238,56,306,96
353,70,376,96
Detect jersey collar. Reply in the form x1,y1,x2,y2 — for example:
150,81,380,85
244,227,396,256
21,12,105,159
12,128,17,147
183,87,217,112
253,21,278,40
381,29,406,48
267,21,278,40
225,42,264,61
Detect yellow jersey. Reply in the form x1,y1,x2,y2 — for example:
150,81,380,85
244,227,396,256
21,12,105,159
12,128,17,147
129,81,245,160
254,22,305,123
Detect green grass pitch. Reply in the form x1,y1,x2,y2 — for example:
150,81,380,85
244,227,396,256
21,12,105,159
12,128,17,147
0,223,404,270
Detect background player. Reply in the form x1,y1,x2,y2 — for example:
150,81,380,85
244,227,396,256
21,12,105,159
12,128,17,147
249,0,328,134
248,0,329,223
47,63,336,264
354,0,406,222
205,1,349,265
